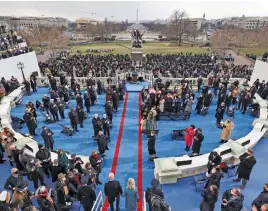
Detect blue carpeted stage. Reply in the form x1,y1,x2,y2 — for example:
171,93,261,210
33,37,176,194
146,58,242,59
0,86,266,210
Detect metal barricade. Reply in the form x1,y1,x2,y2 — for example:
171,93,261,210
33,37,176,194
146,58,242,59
91,191,103,211
143,192,147,211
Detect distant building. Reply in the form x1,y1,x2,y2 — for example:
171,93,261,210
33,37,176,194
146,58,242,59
223,16,268,30
0,16,70,30
187,18,204,30
76,18,100,29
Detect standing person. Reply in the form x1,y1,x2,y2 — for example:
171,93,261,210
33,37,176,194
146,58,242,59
76,105,85,128
40,126,55,150
42,94,50,114
207,151,222,175
12,181,34,210
25,160,45,190
35,144,51,178
49,99,59,122
147,131,156,156
192,128,204,155
89,150,102,185
4,168,25,192
221,188,244,211
96,131,109,156
50,159,63,183
56,98,65,119
112,90,119,112
185,124,195,151
197,76,203,93
205,166,223,190
195,94,204,114
92,114,102,137
219,118,234,143
68,108,78,132
145,179,164,211
241,91,251,114
215,103,225,127
23,109,37,136
104,172,123,211
102,114,110,138
123,178,139,211
252,184,268,211
84,90,91,113
233,148,257,189
57,149,69,174
200,185,218,211
30,76,37,93
105,101,113,124
77,177,96,211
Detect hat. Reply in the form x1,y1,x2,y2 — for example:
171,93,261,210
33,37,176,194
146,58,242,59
80,176,89,185
0,191,8,201
151,179,160,188
11,168,18,174
58,173,66,179
38,144,43,149
71,154,76,158
16,181,28,191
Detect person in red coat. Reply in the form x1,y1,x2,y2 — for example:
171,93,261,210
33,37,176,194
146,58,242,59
185,124,195,151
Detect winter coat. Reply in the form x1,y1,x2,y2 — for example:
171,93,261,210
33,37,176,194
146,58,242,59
221,120,234,141
123,187,139,211
221,189,244,211
200,189,218,211
237,153,256,180
185,127,195,146
252,190,268,210
41,129,55,149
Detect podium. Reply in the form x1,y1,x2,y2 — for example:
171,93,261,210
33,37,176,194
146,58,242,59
132,72,137,83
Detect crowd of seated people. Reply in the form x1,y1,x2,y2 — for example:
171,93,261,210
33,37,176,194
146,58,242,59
38,51,253,82
85,49,115,54
0,47,33,60
0,76,20,96
246,52,268,62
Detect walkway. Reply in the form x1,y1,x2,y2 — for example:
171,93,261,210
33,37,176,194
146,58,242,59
227,50,254,66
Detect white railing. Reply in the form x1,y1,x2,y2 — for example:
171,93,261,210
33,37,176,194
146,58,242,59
143,192,147,211
91,191,103,211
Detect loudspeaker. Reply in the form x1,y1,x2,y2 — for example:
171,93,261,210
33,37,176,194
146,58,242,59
219,148,232,156
241,139,250,146
176,160,192,166
131,51,143,62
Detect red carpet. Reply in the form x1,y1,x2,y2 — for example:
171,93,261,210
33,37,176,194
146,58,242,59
137,93,143,211
102,92,129,211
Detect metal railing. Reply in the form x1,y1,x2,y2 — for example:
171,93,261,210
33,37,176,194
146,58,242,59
143,192,147,211
91,191,103,211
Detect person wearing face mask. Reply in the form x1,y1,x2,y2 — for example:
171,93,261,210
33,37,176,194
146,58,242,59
252,184,268,211
233,148,257,189
12,181,34,211
4,168,25,192
102,114,110,138
92,114,102,137
221,188,244,211
89,150,102,185
54,173,72,209
36,186,58,211
40,126,55,151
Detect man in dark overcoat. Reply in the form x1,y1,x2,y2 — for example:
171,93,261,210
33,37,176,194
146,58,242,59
40,126,55,150
233,148,256,189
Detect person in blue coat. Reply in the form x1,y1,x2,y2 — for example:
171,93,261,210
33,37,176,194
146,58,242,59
123,178,139,211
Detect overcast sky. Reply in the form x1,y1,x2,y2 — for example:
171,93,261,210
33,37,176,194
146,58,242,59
0,1,267,21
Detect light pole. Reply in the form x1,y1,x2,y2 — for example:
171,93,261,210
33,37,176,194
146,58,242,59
17,62,26,81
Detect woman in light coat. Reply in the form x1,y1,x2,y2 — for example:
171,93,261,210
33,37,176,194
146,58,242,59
185,96,194,113
159,98,165,113
123,178,139,211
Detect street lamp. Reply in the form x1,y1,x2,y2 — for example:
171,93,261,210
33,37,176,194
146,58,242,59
17,62,26,81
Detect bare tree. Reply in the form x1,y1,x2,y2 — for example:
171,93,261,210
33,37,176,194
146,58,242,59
169,10,189,46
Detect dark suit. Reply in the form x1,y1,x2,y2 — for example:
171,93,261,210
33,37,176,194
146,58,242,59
41,129,54,150
145,187,164,211
237,153,256,180
77,185,96,211
104,180,123,211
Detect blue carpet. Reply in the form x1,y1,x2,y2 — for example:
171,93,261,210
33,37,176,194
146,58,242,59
0,88,266,211
126,82,150,92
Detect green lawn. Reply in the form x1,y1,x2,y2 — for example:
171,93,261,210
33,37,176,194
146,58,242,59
236,47,268,56
70,42,208,55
